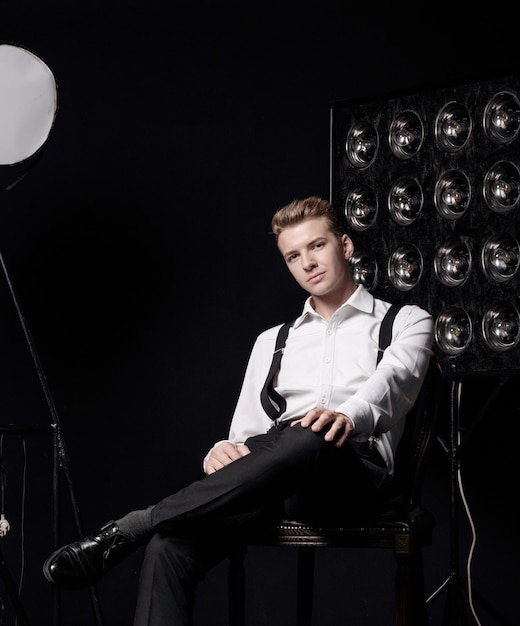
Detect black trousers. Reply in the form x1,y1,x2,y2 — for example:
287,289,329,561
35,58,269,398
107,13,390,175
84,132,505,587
133,421,387,626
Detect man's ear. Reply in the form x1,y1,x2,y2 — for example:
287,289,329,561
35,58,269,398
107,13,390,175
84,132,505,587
341,234,354,260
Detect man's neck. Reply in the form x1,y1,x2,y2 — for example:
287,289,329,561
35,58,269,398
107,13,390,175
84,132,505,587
311,284,358,321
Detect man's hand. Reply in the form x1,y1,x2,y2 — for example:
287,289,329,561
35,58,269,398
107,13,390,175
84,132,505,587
292,408,353,447
204,441,251,475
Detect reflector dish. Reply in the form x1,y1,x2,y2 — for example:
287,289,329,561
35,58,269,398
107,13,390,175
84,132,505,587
0,44,57,165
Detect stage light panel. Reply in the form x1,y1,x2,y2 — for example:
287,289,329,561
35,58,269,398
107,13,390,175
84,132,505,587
330,74,520,376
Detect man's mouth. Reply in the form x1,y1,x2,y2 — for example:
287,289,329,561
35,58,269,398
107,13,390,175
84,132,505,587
308,272,324,283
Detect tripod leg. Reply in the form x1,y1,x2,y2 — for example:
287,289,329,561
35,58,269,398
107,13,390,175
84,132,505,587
54,429,105,626
0,546,31,626
441,576,470,626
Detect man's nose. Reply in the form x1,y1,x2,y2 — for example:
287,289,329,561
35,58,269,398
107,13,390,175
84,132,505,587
301,253,317,270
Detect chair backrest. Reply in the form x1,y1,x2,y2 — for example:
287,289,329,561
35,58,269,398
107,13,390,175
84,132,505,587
380,357,442,508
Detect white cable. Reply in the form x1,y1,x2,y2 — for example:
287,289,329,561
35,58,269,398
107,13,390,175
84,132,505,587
456,381,482,626
457,467,482,625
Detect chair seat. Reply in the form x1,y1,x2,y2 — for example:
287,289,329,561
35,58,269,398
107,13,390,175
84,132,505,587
244,505,435,551
228,506,436,626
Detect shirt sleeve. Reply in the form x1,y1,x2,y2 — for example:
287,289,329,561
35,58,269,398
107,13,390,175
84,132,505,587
226,330,277,443
201,327,279,466
335,304,434,440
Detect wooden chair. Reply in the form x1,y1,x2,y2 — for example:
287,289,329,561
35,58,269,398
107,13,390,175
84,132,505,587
228,359,442,626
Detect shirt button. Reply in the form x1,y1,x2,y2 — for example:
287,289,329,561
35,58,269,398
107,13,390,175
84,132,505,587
321,397,326,405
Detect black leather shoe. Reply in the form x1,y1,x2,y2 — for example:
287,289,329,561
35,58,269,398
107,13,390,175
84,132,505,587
43,520,139,589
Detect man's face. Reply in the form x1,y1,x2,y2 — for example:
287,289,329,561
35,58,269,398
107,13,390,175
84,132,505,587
277,217,355,299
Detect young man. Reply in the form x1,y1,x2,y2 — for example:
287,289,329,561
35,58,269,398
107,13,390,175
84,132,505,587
43,196,434,625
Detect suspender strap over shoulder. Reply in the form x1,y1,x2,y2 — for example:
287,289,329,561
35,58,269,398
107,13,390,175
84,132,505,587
260,321,294,421
260,301,402,422
372,301,402,443
377,302,401,364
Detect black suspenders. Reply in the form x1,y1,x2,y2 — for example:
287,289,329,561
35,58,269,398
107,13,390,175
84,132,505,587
377,302,401,365
260,302,402,421
260,320,293,421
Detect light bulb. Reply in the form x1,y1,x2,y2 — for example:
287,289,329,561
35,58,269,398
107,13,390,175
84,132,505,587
389,111,424,159
388,177,423,225
344,185,378,231
434,170,471,219
346,122,378,168
482,302,520,352
350,251,378,290
435,308,472,355
434,238,472,286
435,102,472,152
484,91,520,144
483,161,520,214
481,233,520,282
387,244,423,291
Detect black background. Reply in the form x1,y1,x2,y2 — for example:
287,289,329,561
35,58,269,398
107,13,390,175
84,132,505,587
0,4,519,625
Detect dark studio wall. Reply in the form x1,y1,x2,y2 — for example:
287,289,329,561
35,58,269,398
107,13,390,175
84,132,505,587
0,3,519,625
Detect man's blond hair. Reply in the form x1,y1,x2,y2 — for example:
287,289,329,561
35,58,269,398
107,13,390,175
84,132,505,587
271,196,344,241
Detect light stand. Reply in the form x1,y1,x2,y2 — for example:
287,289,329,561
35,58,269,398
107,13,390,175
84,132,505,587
427,378,469,625
0,42,104,626
0,241,104,626
426,376,515,626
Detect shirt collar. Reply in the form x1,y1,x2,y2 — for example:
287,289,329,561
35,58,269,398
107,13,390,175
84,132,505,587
292,284,375,329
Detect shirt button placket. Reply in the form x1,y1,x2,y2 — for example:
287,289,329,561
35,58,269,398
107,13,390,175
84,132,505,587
321,323,335,407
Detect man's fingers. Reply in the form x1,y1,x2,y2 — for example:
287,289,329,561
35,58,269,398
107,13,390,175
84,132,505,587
236,444,251,458
206,442,250,474
298,408,323,428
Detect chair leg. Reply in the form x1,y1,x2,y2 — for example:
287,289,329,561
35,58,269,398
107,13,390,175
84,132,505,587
228,547,246,626
394,549,429,626
296,547,315,626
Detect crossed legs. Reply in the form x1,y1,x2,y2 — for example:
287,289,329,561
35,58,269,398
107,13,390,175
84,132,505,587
133,423,383,624
44,422,384,625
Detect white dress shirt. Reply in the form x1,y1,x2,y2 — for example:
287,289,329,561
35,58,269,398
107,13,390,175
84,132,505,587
216,285,434,476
